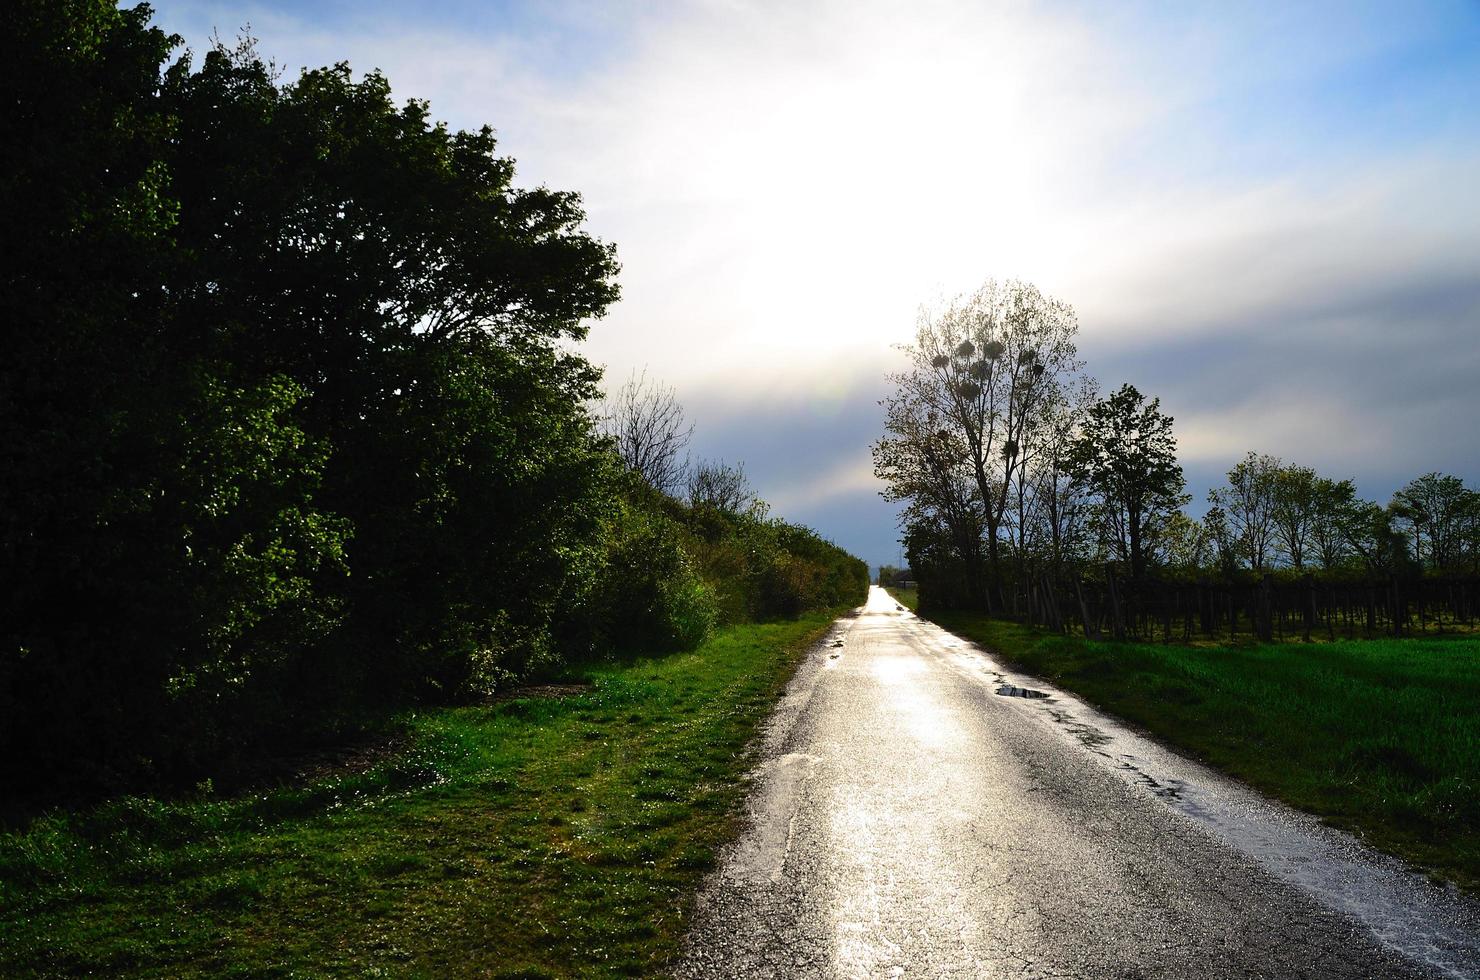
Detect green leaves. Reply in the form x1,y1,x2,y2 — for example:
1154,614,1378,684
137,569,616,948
1,8,620,790
1069,383,1187,578
2,2,860,799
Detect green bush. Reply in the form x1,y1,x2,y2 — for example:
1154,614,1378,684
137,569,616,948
668,502,867,623
0,5,866,800
0,6,619,793
575,486,866,662
594,492,719,654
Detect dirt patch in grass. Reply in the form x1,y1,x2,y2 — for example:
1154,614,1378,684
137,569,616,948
488,682,594,703
238,732,412,787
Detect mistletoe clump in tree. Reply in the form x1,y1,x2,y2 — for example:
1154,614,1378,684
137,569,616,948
873,279,1085,609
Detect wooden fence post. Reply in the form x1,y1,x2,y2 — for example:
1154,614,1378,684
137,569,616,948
1303,574,1314,642
1385,580,1397,642
1042,573,1064,633
1073,574,1101,641
1107,566,1125,641
1258,575,1274,642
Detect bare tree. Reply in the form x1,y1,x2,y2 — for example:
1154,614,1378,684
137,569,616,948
601,369,692,494
687,459,756,513
888,280,1082,602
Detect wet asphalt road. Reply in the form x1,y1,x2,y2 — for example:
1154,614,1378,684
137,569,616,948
677,587,1480,979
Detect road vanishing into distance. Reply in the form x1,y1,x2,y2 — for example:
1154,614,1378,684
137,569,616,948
678,587,1480,979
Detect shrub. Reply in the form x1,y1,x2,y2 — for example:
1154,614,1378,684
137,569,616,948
594,492,718,654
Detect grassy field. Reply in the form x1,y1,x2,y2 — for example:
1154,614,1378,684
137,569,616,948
895,595,1480,892
0,613,842,978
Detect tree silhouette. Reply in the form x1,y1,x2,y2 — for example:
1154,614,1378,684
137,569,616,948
1068,384,1187,579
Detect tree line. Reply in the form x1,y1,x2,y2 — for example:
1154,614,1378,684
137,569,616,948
873,280,1480,616
0,2,865,798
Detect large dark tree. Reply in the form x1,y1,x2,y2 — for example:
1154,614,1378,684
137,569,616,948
1,3,620,788
1,0,225,786
158,45,620,699
1068,384,1187,579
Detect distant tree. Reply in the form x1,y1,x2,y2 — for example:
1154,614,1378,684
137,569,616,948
1341,501,1413,574
873,390,987,605
1160,511,1212,572
1209,452,1282,571
877,565,913,587
1271,464,1319,570
900,516,982,611
1203,504,1240,576
1021,375,1097,576
687,458,755,514
1308,476,1360,570
603,370,692,495
1068,384,1187,579
1391,473,1476,571
1460,492,1480,572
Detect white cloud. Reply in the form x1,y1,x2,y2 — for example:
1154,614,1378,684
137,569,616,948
152,3,1479,383
1177,395,1395,468
155,1,1160,376
1070,155,1480,345
766,456,882,513
147,0,1480,556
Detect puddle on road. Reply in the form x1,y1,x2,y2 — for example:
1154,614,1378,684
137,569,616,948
994,684,1049,699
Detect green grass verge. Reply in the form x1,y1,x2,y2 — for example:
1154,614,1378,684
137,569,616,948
0,613,841,978
914,609,1480,892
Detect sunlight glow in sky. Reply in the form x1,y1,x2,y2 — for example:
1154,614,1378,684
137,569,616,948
146,0,1480,568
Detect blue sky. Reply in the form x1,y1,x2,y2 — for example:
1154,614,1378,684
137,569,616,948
145,0,1480,571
